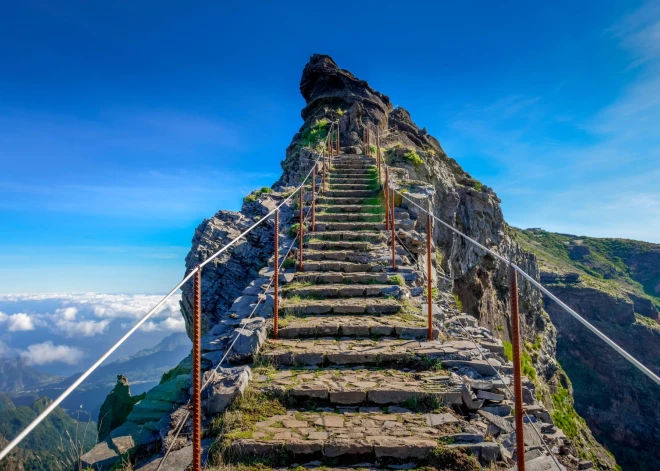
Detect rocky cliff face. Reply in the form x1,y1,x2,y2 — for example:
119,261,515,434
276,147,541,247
514,228,660,470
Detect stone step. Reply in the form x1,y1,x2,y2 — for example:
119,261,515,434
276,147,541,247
302,260,380,272
317,222,385,232
306,231,385,243
324,189,379,198
306,240,373,252
294,271,399,285
303,249,375,263
283,283,404,299
261,338,456,366
316,204,382,214
327,177,377,184
332,163,376,169
328,183,378,191
327,168,375,175
316,212,383,222
280,297,401,316
227,407,445,461
254,367,458,405
317,196,379,205
276,315,438,340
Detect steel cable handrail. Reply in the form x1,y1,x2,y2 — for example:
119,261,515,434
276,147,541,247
453,318,564,470
383,166,660,387
156,201,317,469
0,142,327,462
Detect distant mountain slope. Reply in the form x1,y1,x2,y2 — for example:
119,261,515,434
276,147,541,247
0,359,63,394
513,228,660,470
0,394,96,471
7,333,191,418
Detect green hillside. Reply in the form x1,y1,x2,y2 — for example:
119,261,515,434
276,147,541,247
0,393,97,471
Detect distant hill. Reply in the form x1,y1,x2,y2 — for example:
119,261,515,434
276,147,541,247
6,332,191,419
513,228,660,470
0,359,63,394
0,394,96,471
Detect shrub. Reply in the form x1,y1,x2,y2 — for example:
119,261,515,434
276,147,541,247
288,223,306,238
336,108,345,116
403,150,424,166
452,293,463,311
300,119,329,148
244,186,273,203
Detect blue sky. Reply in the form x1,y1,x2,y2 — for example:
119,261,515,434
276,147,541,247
1,0,659,295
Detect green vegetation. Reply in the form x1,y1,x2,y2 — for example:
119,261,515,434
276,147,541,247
281,257,295,269
288,223,305,238
209,388,288,464
403,149,424,166
369,144,377,155
300,119,329,148
402,394,444,412
336,108,345,116
0,394,97,471
390,274,405,286
452,293,463,311
502,341,537,380
244,187,273,203
472,180,483,191
551,385,585,439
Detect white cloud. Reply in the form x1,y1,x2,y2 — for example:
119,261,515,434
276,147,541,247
20,341,84,365
57,306,78,321
133,316,186,333
55,318,111,337
1,313,36,332
0,341,11,357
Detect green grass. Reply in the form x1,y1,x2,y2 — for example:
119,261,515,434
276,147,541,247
288,223,305,238
452,293,463,311
209,388,288,464
472,180,483,191
300,119,329,148
402,394,444,412
403,150,423,166
244,186,273,203
551,385,584,439
390,274,405,286
281,257,295,269
502,341,537,380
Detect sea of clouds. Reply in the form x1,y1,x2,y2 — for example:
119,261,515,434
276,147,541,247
0,293,185,375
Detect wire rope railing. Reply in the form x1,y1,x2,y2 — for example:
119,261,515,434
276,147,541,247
376,154,660,471
0,129,333,467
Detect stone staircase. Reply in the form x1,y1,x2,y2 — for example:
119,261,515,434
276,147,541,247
210,155,508,469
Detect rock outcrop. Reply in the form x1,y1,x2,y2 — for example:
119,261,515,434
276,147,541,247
97,375,146,442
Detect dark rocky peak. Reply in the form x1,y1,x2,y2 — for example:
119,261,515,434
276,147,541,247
299,54,392,123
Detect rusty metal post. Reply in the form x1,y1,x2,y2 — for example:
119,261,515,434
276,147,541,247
367,127,371,156
336,123,340,154
273,211,279,339
322,149,326,193
385,167,390,230
377,127,381,185
427,213,433,340
329,124,334,162
299,189,304,272
192,267,202,471
391,187,396,271
311,168,316,232
509,264,526,470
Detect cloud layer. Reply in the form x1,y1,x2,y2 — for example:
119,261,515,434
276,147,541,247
0,292,185,368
